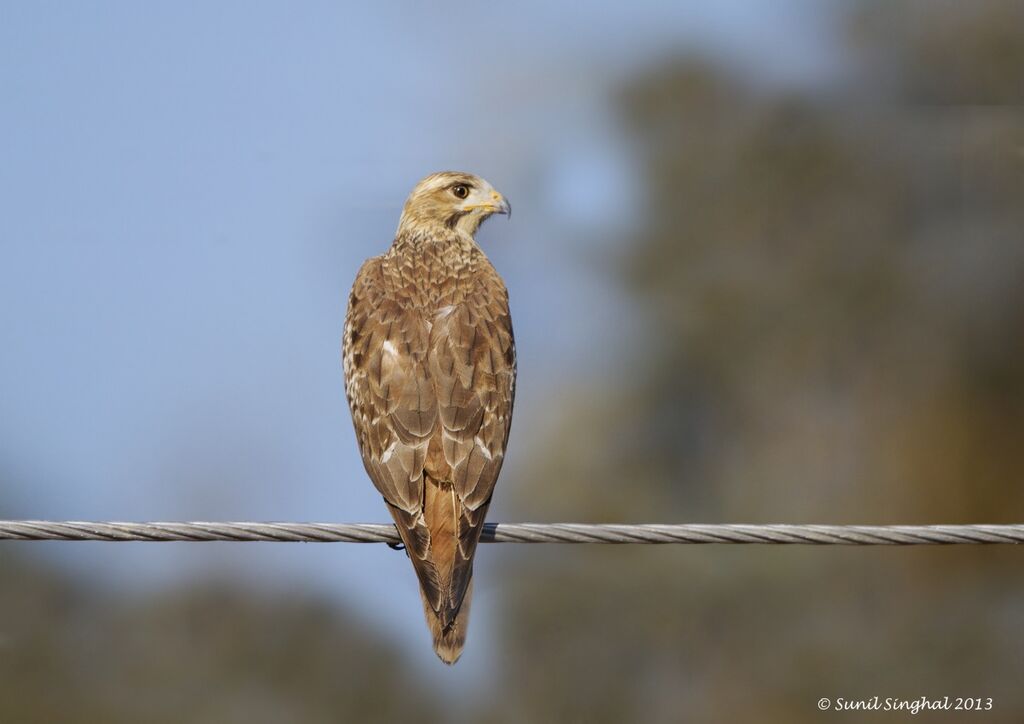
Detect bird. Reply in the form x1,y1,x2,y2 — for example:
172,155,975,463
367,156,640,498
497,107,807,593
342,171,515,664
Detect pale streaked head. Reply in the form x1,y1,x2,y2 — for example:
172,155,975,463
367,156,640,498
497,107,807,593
396,171,510,239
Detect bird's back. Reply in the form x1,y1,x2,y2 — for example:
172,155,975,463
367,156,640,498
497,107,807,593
343,234,515,663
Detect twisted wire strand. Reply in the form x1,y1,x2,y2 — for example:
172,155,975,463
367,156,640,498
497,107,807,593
0,521,1021,545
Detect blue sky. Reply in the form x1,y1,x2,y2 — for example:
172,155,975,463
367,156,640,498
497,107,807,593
0,1,836,673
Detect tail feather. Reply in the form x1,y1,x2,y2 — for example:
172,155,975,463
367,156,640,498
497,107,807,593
422,578,473,664
390,474,485,664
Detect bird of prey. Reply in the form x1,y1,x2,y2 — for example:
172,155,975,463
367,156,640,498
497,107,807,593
342,171,515,664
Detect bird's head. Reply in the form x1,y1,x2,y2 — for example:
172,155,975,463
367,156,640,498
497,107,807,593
396,171,510,239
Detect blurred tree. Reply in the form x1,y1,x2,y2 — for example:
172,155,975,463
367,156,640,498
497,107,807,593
493,1,1024,721
2,2,1022,722
0,549,443,724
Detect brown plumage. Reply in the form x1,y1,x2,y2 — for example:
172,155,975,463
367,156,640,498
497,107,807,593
342,171,515,664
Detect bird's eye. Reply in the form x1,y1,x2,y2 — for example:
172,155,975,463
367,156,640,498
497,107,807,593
451,184,469,199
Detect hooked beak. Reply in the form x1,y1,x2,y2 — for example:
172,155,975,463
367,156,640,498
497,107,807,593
464,189,512,219
487,190,511,219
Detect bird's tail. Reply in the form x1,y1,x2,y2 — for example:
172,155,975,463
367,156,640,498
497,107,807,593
421,577,473,665
388,473,482,664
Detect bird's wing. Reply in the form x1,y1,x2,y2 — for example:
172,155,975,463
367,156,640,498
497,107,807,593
426,270,516,616
344,257,516,625
343,257,445,609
